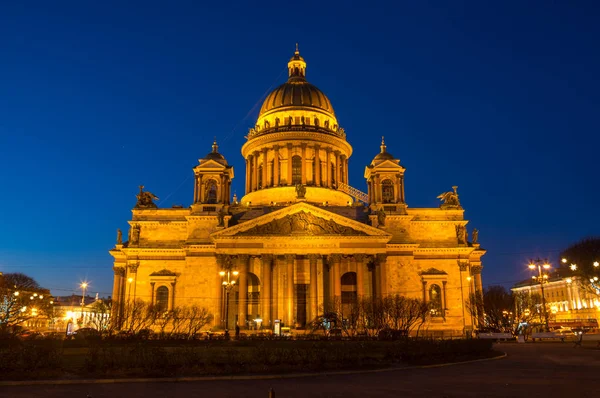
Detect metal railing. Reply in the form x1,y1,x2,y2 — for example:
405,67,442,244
338,182,369,203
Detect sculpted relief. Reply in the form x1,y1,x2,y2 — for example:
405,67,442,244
237,211,367,236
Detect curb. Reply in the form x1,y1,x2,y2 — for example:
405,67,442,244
0,352,507,387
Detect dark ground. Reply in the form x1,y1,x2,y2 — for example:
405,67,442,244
2,342,599,398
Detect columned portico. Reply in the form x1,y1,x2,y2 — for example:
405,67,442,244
237,254,249,327
261,254,273,327
308,254,319,322
285,254,295,326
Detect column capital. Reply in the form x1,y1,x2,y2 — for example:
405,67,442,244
127,262,139,274
354,254,368,263
375,253,387,265
113,266,126,276
457,260,469,272
284,254,295,263
273,144,280,151
471,265,483,275
308,254,321,264
237,254,250,263
300,142,307,149
328,253,342,264
261,254,274,263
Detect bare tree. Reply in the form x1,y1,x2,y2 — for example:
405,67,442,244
126,299,154,333
2,273,41,291
0,273,52,333
182,305,214,338
560,237,600,296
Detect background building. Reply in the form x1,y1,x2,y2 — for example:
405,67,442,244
512,276,600,328
110,48,486,335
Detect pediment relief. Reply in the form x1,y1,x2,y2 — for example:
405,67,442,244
237,211,367,236
211,202,390,239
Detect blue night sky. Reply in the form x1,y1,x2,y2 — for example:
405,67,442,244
1,1,598,298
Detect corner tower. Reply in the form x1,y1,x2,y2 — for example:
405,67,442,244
192,140,234,208
240,46,354,206
364,137,407,213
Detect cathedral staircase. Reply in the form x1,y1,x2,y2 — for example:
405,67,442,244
338,182,369,204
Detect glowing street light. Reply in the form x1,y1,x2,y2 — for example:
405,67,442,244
528,258,551,331
80,282,89,321
220,268,239,339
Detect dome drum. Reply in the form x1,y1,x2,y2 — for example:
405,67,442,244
241,186,353,207
247,122,346,141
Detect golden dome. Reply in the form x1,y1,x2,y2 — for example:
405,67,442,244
256,46,336,122
259,81,335,117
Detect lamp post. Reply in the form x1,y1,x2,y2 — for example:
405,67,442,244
220,268,239,339
80,282,88,325
126,277,133,329
528,258,550,332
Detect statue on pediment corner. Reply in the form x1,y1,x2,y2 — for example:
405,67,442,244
135,185,159,209
116,229,122,245
472,228,479,244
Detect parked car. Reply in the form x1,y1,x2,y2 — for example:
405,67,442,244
72,327,101,339
553,327,576,337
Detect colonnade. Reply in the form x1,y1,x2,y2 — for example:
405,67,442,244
245,144,349,193
216,253,387,329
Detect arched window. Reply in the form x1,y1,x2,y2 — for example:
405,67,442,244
382,179,394,203
155,286,169,312
247,273,260,322
429,284,443,317
292,155,302,185
341,272,358,305
258,165,263,189
205,180,218,204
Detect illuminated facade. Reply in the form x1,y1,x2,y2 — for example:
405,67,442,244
512,276,600,325
110,48,486,334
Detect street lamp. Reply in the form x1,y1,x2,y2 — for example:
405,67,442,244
220,268,239,339
528,258,551,331
80,282,88,324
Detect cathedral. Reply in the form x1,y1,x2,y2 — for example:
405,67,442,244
110,47,485,335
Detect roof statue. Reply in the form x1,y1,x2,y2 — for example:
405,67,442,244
437,186,462,209
472,228,479,244
135,185,159,209
295,184,306,199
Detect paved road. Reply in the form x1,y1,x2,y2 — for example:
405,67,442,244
2,342,600,398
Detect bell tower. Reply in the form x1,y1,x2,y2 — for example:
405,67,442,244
364,137,406,212
192,140,234,207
